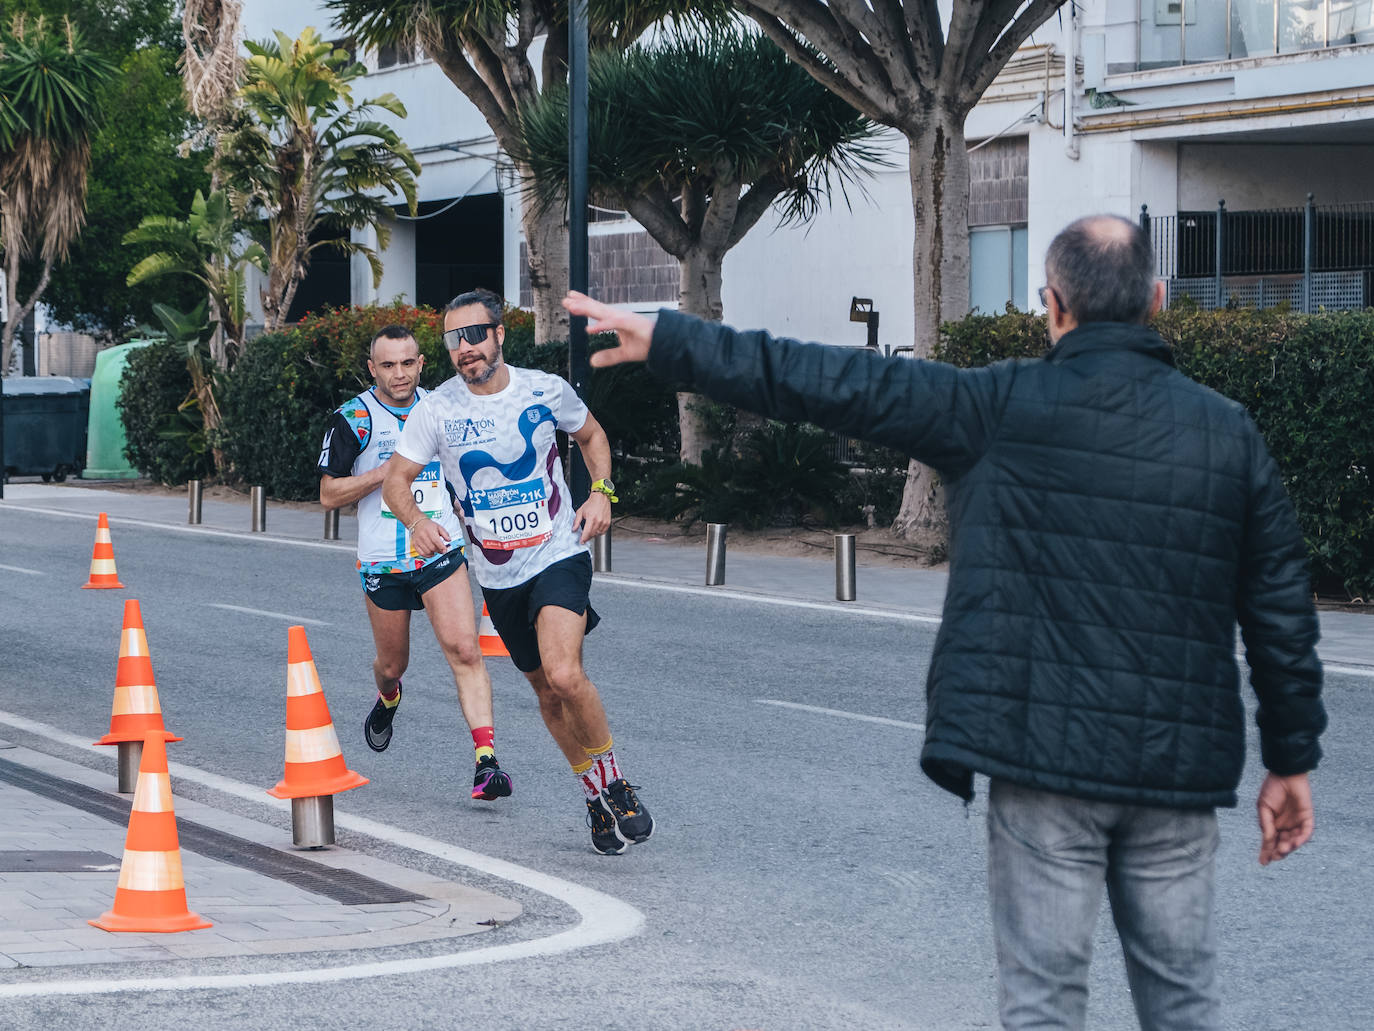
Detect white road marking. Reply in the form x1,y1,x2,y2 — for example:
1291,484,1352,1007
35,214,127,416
0,711,644,999
207,603,330,626
597,575,943,624
0,503,354,553
0,563,43,575
757,699,926,732
1324,663,1374,679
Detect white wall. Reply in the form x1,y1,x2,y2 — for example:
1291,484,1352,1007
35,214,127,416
1178,143,1374,208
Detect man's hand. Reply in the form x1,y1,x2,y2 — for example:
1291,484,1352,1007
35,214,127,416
573,491,612,544
1257,771,1315,866
562,291,655,367
408,516,451,558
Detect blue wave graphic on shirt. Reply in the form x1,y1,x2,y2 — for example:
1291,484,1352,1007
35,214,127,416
458,404,555,519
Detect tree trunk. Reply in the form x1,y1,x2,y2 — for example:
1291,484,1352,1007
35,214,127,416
675,245,726,465
1,252,54,377
521,189,570,347
891,106,972,555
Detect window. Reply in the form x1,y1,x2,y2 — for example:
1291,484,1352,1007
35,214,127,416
970,226,1029,314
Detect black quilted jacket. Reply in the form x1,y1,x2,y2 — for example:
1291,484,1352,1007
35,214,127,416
649,310,1325,808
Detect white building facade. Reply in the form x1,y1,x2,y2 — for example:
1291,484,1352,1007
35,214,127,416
240,0,1374,347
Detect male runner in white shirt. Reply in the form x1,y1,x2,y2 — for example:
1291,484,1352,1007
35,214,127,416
319,324,512,801
382,291,653,855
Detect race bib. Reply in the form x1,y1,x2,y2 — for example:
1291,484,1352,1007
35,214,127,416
470,477,552,551
381,460,444,520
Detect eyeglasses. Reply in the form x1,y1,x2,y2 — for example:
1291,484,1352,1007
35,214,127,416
442,322,499,349
1038,286,1061,309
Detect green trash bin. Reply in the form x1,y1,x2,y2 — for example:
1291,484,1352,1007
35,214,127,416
0,376,91,482
83,340,153,479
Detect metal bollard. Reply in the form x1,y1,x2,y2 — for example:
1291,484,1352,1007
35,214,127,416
250,486,266,532
290,795,334,849
323,507,340,540
705,522,727,585
835,533,857,601
187,479,202,524
116,740,143,793
592,527,611,572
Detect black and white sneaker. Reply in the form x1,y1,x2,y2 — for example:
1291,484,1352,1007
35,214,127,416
364,682,401,752
586,798,628,855
598,779,654,844
472,755,513,800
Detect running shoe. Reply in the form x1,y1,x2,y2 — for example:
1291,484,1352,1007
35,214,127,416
597,779,654,844
363,682,401,752
586,798,627,855
472,755,513,800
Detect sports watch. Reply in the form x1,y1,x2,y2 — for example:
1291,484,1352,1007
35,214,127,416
590,478,618,502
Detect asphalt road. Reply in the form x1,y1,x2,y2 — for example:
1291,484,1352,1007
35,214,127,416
0,507,1370,1030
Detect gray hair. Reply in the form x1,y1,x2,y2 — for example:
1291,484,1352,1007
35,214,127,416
1045,215,1155,324
444,288,503,325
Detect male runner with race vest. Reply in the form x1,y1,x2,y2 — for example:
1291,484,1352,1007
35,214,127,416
381,290,653,855
318,324,513,802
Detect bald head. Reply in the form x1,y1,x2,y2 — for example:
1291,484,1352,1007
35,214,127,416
1045,214,1156,325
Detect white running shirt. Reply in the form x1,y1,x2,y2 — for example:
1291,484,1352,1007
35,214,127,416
395,366,590,589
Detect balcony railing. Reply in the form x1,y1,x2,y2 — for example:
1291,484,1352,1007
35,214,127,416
1137,0,1374,68
1142,198,1374,310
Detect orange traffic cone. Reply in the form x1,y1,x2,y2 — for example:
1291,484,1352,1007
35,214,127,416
81,512,124,589
478,603,509,658
90,730,211,933
267,626,368,800
95,600,182,748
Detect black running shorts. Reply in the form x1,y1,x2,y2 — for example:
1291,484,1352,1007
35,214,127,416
481,552,601,673
361,547,467,612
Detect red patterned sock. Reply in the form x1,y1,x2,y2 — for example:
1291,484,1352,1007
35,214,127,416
472,725,495,762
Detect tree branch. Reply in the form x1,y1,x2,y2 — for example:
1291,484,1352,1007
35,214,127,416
419,17,517,147
903,0,946,75
965,0,1065,105
726,175,786,250
622,187,693,259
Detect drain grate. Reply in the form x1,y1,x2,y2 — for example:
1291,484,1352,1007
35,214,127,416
0,756,426,906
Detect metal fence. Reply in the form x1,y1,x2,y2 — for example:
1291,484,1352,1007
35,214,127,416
1141,198,1374,311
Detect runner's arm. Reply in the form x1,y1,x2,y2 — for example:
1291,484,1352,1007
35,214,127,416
382,454,452,556
319,464,387,509
569,412,612,543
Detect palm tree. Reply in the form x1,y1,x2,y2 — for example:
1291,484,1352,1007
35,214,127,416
215,27,420,332
0,16,112,375
327,0,726,345
123,187,268,464
517,29,883,463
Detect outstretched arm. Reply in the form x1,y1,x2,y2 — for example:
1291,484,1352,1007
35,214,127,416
565,292,655,367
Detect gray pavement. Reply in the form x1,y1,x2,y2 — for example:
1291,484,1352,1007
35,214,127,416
0,478,1368,992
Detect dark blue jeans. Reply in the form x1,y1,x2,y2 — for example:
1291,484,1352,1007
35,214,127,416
987,779,1222,1030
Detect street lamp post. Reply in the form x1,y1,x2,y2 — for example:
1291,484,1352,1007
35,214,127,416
567,0,592,506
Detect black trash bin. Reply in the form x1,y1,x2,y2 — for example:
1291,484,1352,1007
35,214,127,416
1,376,91,482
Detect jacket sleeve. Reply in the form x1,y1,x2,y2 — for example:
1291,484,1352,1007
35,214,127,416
1235,428,1326,775
647,309,1006,475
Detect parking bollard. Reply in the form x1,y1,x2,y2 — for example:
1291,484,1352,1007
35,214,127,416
593,527,611,572
835,533,857,601
705,523,727,585
187,479,202,525
251,486,266,532
323,507,340,540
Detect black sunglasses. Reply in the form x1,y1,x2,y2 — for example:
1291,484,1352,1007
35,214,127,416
1038,285,1062,309
442,322,499,349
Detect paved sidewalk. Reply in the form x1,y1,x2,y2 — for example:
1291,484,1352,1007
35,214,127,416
0,736,517,969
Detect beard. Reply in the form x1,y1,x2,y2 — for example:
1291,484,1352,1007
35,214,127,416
460,349,502,386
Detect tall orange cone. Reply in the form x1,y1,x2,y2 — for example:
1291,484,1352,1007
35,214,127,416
95,599,182,748
90,730,211,933
267,626,368,800
81,512,125,589
478,603,509,658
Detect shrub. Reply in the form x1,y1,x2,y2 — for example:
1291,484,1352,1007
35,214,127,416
117,339,216,484
934,305,1374,598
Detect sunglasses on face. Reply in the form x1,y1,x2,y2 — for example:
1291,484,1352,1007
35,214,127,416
442,322,499,349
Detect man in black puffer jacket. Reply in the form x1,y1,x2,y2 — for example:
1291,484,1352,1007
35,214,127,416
565,214,1326,1030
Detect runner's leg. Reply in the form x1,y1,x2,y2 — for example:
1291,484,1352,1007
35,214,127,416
365,594,411,694
531,604,611,751
422,565,494,732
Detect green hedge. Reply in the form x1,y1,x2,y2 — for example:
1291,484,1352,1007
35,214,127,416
934,304,1374,599
117,339,216,484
